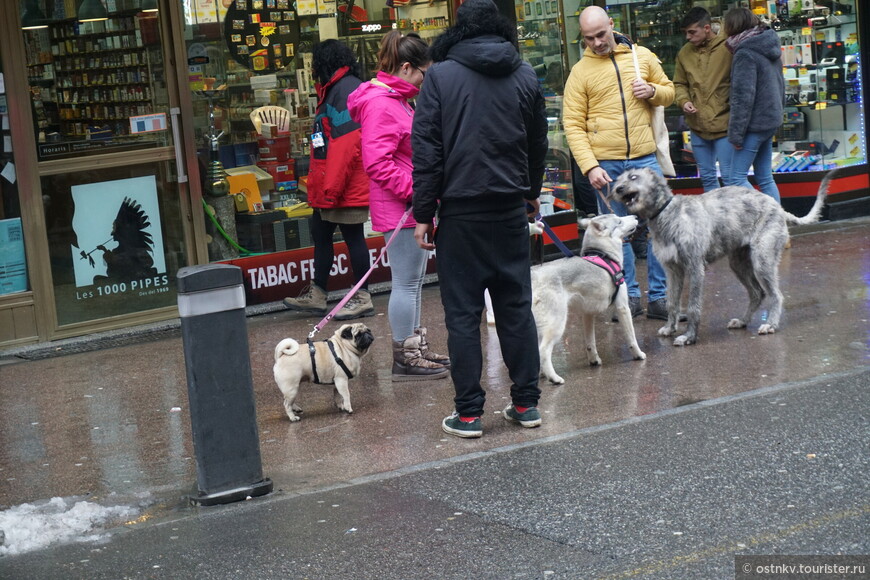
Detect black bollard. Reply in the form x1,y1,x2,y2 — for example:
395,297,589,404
177,264,272,506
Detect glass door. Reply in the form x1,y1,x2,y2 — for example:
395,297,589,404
21,1,192,330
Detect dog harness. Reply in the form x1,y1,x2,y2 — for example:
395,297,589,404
307,338,353,385
581,251,625,304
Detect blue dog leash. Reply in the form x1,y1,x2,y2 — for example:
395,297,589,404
535,214,575,259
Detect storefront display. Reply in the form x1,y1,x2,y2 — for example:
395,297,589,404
514,0,583,257
1,60,28,298
23,9,169,160
0,41,38,345
182,0,454,294
594,0,865,188
2,1,191,346
0,0,866,347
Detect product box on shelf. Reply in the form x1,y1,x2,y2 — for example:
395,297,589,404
225,165,274,195
236,210,285,253
259,159,295,186
273,217,313,252
257,134,291,161
276,202,313,219
776,108,806,141
227,172,263,212
233,142,258,167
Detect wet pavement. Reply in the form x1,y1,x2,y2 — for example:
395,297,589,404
0,217,867,578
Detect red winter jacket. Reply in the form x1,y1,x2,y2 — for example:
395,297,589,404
306,67,370,209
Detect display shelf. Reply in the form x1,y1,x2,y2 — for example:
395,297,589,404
24,12,165,145
394,2,451,45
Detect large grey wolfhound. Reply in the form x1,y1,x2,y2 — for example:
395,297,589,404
610,167,838,346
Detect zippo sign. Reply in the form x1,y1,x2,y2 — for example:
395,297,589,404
221,236,437,305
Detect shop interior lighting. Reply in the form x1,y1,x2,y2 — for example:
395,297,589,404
141,0,159,12
21,0,49,29
78,0,108,22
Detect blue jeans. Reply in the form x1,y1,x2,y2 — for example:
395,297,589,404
597,154,667,302
691,132,733,191
731,128,780,203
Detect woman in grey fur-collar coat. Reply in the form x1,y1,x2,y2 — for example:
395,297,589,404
724,8,785,202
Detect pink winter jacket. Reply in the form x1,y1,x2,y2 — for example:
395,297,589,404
347,72,420,232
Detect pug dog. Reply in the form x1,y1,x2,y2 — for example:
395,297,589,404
273,323,375,421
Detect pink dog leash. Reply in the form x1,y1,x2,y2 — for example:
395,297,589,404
308,207,413,340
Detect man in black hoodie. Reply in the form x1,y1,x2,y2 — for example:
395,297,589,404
412,0,548,439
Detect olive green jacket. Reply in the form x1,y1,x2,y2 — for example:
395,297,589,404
673,31,732,140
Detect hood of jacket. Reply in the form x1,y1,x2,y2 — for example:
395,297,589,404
347,71,418,118
734,28,781,62
706,31,727,52
434,35,521,77
315,65,351,105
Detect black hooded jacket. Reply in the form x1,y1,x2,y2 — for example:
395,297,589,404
411,34,548,222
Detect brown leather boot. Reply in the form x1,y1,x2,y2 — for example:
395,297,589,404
392,336,450,382
414,327,450,367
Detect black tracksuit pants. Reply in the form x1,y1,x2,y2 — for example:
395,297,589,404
435,211,541,417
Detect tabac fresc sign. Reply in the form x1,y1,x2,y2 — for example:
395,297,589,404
221,236,437,305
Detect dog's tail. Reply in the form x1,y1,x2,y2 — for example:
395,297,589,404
274,338,300,361
784,168,840,226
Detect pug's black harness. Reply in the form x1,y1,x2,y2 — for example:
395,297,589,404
307,337,353,385
581,250,625,304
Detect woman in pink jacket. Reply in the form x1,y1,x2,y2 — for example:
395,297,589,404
348,31,448,382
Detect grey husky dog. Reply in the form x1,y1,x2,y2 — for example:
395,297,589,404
532,214,646,384
611,167,837,346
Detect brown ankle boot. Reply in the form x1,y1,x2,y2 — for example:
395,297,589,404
414,327,450,367
392,336,450,382
282,284,327,315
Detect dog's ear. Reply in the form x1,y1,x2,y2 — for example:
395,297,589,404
591,219,607,234
578,218,591,230
341,326,353,340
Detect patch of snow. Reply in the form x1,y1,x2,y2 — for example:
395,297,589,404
0,497,138,556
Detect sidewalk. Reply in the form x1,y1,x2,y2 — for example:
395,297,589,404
1,369,867,579
0,218,868,577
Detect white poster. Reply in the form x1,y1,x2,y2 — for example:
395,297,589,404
70,176,167,291
191,0,231,24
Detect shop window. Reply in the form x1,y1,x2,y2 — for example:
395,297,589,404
22,4,170,161
560,0,865,180
183,0,452,264
42,162,185,327
0,60,28,297
516,0,581,236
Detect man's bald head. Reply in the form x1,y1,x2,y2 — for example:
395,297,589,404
579,6,616,56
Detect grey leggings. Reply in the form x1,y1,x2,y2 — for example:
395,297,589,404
383,227,428,342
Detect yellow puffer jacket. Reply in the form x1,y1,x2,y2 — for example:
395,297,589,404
673,32,732,140
563,39,674,175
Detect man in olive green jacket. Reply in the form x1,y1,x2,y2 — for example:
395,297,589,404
673,6,733,191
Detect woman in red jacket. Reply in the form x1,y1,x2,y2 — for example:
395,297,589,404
283,40,373,320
